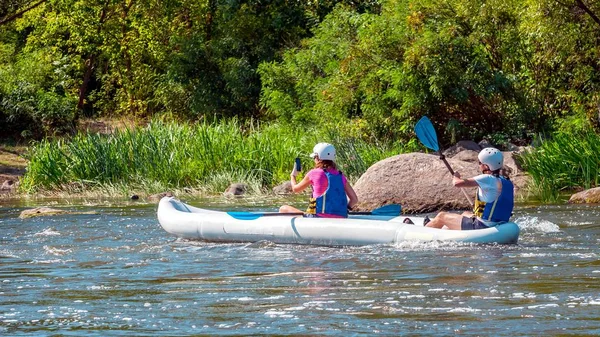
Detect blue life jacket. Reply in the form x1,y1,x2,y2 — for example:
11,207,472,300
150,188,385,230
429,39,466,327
309,170,348,217
481,177,514,222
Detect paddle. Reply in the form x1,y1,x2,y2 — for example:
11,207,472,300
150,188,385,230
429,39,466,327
227,204,402,220
415,116,473,206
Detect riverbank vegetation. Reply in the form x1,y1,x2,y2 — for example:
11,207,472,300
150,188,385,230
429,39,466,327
3,0,600,200
517,131,600,201
20,120,411,195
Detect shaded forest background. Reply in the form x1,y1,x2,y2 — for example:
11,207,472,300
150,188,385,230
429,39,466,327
2,0,600,148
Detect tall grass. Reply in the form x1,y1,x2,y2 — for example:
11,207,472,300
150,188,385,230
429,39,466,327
20,120,407,195
516,131,600,201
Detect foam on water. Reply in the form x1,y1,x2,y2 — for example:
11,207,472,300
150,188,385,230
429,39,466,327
34,228,61,236
513,216,561,233
43,245,71,256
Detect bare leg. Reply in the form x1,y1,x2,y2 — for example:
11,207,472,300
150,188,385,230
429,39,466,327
425,212,464,230
279,205,303,213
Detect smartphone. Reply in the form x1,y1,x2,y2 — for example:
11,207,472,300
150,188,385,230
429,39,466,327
294,157,302,172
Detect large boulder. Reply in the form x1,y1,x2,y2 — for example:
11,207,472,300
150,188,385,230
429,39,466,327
353,153,476,213
501,150,529,196
353,152,529,214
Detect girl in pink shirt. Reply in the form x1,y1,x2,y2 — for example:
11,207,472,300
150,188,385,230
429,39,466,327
279,143,358,217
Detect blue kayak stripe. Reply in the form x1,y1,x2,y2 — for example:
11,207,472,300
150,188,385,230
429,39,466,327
291,217,302,239
227,212,263,220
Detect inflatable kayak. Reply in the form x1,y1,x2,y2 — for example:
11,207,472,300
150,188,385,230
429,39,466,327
157,197,520,246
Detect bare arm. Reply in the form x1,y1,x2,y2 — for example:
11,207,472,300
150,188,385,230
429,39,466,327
452,173,479,188
291,174,311,193
345,183,358,208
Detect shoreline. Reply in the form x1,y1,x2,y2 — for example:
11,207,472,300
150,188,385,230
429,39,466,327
0,147,26,196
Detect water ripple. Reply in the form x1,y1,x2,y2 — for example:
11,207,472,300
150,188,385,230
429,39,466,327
1,203,599,335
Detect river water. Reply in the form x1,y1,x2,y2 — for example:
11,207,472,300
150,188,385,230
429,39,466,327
1,197,599,336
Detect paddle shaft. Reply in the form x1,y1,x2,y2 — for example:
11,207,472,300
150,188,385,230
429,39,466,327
440,155,473,206
440,156,455,175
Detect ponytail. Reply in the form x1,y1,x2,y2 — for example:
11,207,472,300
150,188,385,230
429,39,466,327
315,159,337,170
493,168,511,180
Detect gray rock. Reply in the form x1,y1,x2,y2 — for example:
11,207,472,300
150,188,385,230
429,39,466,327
478,139,494,148
224,183,247,196
273,181,293,195
568,187,600,204
1,179,14,191
0,174,19,193
19,207,96,219
452,150,479,163
443,140,481,158
148,192,174,202
506,143,521,151
20,207,67,219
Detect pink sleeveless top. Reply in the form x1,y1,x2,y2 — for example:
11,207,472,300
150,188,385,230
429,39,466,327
306,168,347,198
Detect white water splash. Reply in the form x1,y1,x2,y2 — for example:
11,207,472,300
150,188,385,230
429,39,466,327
0,249,18,259
513,216,561,233
392,240,472,251
43,245,71,256
34,228,61,236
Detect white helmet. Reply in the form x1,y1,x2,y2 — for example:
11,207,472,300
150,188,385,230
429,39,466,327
478,147,503,171
310,143,336,161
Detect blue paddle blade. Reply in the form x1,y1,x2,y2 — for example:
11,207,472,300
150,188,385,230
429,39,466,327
371,204,401,216
348,204,402,216
415,116,440,152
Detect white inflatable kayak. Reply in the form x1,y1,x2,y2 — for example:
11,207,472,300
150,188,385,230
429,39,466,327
157,197,520,246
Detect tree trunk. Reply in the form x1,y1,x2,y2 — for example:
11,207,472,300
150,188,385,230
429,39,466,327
575,0,600,27
0,0,46,26
77,54,96,110
76,0,110,117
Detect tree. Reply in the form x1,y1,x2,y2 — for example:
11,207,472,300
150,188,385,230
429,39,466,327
519,0,600,133
259,0,531,145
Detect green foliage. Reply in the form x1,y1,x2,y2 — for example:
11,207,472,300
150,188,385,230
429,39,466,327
20,120,402,194
3,0,600,146
259,0,535,146
516,130,600,201
259,4,412,142
4,0,360,137
258,0,600,149
0,47,77,138
519,0,600,131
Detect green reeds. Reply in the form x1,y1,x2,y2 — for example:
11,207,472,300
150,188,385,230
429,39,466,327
516,131,600,201
20,120,403,195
